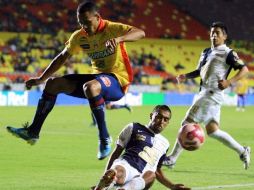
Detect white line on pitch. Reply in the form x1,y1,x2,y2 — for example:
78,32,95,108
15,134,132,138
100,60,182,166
192,183,254,190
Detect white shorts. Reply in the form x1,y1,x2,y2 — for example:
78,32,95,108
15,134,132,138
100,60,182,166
111,158,141,184
184,96,221,126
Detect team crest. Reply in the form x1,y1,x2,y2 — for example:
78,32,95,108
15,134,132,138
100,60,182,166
100,76,111,87
233,51,244,65
136,134,146,141
233,51,239,60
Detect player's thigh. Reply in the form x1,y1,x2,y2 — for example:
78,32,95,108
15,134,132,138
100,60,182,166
185,97,220,125
44,76,78,94
95,74,124,101
111,158,140,185
62,74,97,98
206,120,219,134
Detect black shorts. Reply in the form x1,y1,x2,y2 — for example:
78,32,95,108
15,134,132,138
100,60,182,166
63,73,124,101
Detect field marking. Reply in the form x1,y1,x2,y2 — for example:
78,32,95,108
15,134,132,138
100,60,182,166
192,183,254,190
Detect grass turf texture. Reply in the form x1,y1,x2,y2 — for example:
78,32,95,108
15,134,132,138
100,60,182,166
0,105,253,190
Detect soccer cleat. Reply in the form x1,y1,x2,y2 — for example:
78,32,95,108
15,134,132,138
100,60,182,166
6,123,39,145
124,105,132,113
240,146,251,170
162,156,176,169
97,137,112,160
94,169,116,190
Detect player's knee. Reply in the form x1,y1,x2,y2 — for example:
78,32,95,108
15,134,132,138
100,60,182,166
113,166,126,185
142,170,156,187
83,81,101,98
114,174,125,185
206,121,219,135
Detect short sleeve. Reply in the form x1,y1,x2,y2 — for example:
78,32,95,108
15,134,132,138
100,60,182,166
65,31,81,55
108,22,132,37
157,153,167,169
116,123,133,148
226,50,245,70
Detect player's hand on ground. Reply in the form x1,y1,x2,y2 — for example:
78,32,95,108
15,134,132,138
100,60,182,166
218,79,230,90
25,77,44,90
171,183,191,190
105,39,117,52
176,74,186,83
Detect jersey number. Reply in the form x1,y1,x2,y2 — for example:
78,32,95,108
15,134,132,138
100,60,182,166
138,146,159,166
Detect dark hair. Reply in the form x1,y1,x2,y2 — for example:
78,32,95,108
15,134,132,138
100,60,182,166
152,105,172,117
77,1,99,14
210,21,228,35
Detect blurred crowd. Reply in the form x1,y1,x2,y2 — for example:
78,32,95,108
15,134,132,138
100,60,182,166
0,0,253,93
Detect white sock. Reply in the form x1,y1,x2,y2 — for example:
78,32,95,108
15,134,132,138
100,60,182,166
209,129,245,155
119,176,145,190
169,140,183,162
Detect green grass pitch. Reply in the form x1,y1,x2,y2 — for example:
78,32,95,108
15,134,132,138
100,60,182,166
0,105,253,190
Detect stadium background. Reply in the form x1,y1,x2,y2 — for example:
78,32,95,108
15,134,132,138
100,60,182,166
0,0,254,190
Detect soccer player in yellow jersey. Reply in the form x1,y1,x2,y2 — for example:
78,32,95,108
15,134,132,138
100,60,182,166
6,1,145,160
235,77,249,111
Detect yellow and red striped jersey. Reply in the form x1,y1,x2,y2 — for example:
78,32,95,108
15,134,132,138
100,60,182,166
65,19,133,93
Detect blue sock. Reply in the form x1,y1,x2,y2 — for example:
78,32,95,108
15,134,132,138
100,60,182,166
88,94,109,140
28,91,56,136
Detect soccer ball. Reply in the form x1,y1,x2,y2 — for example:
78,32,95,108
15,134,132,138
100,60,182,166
178,123,205,151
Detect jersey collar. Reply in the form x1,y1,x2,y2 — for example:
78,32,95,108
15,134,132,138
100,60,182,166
80,18,106,36
95,18,106,34
146,125,156,135
211,44,226,50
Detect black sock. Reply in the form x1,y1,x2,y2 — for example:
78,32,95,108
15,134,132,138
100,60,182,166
28,91,56,136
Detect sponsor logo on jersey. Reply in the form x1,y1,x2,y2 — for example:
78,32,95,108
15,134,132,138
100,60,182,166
80,43,90,49
88,49,114,59
100,76,111,87
136,134,146,141
214,53,224,58
233,51,244,65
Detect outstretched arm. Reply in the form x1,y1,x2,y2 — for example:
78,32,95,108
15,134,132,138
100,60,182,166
105,27,145,51
116,27,145,43
25,49,71,89
177,70,200,83
156,168,191,190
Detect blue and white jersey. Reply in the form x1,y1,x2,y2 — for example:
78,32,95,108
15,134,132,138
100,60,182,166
116,122,169,173
197,44,245,104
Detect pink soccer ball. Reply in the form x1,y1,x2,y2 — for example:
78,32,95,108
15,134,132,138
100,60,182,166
178,123,205,151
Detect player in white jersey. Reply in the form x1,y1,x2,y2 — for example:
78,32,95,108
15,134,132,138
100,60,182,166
163,22,251,170
93,105,190,190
